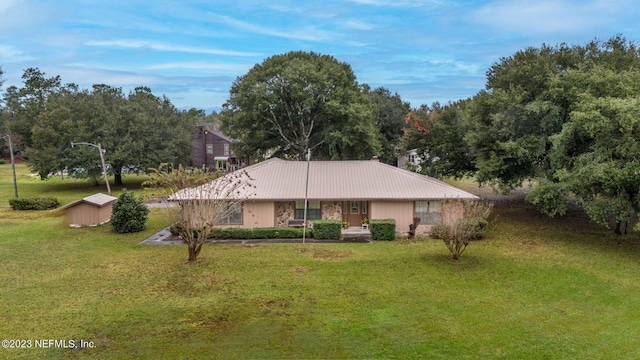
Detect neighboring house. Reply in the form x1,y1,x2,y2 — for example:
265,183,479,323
172,157,479,235
398,148,422,171
192,126,246,172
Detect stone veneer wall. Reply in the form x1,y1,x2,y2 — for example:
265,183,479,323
275,201,295,227
321,201,342,221
276,201,342,227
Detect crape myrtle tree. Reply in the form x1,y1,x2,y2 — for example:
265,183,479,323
221,51,381,161
151,163,255,263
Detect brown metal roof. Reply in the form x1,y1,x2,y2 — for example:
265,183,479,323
173,158,479,201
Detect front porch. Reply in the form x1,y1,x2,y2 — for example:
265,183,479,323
342,226,371,241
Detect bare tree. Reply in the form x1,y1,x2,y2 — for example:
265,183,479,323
431,200,494,261
151,164,254,262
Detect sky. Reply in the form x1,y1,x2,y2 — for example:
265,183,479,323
1,0,639,113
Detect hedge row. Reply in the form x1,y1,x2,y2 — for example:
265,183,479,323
312,220,342,240
369,219,396,241
9,197,60,210
209,227,313,239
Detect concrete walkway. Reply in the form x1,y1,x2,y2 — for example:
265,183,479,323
139,226,372,245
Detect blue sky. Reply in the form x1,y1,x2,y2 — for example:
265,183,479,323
1,0,638,112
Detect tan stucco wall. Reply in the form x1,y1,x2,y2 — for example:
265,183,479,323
219,201,275,229
369,201,414,235
65,203,113,227
244,201,275,228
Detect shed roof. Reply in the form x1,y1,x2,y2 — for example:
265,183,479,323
61,193,117,209
172,158,479,201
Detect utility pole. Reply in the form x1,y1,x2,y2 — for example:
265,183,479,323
303,148,311,243
71,141,111,195
1,133,18,198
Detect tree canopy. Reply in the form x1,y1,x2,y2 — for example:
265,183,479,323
365,86,411,165
402,35,640,233
3,69,198,185
220,51,381,160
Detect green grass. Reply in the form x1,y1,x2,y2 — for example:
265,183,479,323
2,163,640,359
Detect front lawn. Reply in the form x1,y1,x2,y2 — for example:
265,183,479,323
1,163,640,358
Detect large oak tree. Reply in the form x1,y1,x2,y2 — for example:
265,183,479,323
220,51,381,160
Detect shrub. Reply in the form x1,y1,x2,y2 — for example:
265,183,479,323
9,197,60,210
111,191,149,233
0,159,6,164
458,217,489,240
434,200,493,261
430,224,450,240
208,227,312,239
312,220,341,240
369,219,396,240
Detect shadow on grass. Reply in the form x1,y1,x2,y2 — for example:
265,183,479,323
421,252,486,270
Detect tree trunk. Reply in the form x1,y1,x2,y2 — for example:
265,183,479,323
615,220,627,235
114,171,123,186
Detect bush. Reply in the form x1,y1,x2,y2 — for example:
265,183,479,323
9,197,60,210
430,224,450,240
458,217,489,240
0,159,6,164
369,219,396,240
312,220,341,240
111,191,149,233
208,227,312,239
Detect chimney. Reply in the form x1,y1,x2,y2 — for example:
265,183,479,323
371,156,379,162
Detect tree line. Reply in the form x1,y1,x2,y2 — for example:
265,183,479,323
2,36,639,234
401,35,640,234
0,68,199,185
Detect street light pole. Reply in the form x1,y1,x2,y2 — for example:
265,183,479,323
1,134,18,198
71,141,111,195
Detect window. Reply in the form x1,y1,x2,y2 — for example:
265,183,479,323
216,202,242,225
206,143,213,155
415,201,442,224
362,201,368,215
351,201,359,214
216,160,228,172
295,200,321,220
223,143,230,156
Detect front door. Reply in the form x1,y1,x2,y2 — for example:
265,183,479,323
343,201,367,226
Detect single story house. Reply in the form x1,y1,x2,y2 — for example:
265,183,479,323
171,158,479,235
61,193,117,227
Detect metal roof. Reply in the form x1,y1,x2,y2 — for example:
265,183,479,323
173,158,479,201
61,193,118,209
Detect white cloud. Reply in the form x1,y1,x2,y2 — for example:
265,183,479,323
212,14,336,42
470,0,627,35
0,45,36,62
84,40,261,57
349,0,436,7
143,62,253,73
344,20,376,31
0,0,22,14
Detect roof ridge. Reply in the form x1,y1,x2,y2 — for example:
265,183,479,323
371,161,478,197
